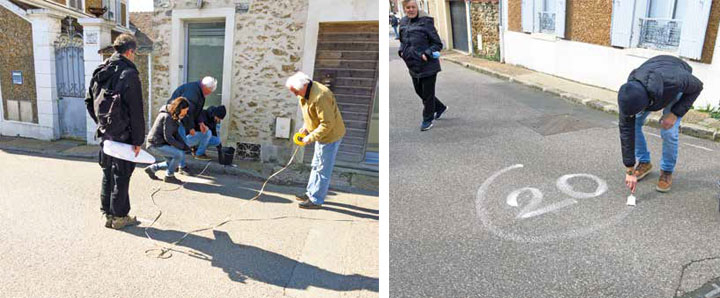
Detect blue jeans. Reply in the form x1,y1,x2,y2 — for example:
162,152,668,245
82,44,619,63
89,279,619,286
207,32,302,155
148,145,186,176
306,139,342,205
181,125,222,155
393,25,399,38
634,93,683,172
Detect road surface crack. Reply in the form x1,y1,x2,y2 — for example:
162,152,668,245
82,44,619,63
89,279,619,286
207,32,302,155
674,255,720,297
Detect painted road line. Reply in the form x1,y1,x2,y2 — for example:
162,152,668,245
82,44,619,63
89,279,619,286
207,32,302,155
684,143,714,152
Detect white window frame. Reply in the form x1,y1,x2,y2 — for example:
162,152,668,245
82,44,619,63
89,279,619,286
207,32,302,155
635,0,683,51
613,0,710,60
170,8,236,144
522,0,566,38
67,0,84,11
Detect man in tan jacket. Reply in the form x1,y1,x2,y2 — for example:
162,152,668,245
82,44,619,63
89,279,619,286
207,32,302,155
285,72,346,209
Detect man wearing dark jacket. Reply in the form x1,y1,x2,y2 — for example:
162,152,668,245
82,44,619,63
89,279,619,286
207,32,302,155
398,2,447,131
188,105,226,160
85,34,145,229
166,76,217,148
618,55,704,193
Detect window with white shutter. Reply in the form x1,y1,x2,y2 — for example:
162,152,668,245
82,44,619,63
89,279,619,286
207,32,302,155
521,0,534,33
522,0,566,36
611,0,636,47
678,0,712,59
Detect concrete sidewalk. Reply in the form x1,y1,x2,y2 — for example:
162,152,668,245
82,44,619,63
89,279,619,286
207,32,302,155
441,51,720,141
0,135,378,194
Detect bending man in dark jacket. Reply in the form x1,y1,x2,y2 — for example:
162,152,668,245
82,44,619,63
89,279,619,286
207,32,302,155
398,0,447,131
85,34,145,229
190,105,226,160
166,77,217,150
618,55,704,193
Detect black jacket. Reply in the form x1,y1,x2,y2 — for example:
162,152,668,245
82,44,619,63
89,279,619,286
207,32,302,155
199,106,223,136
85,53,145,146
398,12,443,78
146,104,189,151
167,81,206,132
619,55,704,167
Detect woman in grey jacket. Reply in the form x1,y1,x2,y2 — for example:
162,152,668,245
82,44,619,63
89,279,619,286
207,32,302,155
144,97,192,184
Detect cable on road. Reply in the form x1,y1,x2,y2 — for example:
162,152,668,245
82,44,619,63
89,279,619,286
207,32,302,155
142,146,376,259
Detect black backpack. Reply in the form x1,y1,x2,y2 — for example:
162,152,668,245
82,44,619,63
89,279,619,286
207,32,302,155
92,65,130,141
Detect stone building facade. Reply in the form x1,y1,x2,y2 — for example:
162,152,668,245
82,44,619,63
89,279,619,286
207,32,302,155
0,0,132,140
470,0,500,60
0,4,37,124
149,0,380,168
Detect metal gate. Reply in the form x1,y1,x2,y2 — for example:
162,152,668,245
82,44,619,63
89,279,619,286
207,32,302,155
450,0,469,52
55,34,87,140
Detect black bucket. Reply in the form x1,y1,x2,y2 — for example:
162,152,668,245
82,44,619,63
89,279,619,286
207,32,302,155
217,146,235,165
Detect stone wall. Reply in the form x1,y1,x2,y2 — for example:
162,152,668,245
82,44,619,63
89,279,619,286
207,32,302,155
151,0,309,162
470,1,499,60
508,0,521,32
0,5,37,123
565,0,612,46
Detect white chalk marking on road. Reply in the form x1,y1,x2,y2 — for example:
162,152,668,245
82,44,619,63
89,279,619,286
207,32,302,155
556,174,607,199
647,132,662,138
506,187,578,219
612,121,619,125
137,217,154,224
685,142,714,152
476,164,633,243
519,198,577,219
506,187,540,207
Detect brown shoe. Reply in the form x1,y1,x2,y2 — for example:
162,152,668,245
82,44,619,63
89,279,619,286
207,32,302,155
634,162,653,180
111,215,139,229
656,171,672,192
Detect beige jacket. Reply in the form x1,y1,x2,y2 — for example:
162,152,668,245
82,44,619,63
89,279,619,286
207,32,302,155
299,81,346,144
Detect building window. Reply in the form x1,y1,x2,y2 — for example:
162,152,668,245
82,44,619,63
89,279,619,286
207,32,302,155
637,0,686,50
537,0,556,34
611,0,709,60
522,0,566,38
68,0,83,10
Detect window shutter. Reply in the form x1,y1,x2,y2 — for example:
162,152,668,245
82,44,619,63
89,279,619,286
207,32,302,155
678,0,712,60
533,0,542,32
610,0,637,47
555,0,566,38
521,0,534,33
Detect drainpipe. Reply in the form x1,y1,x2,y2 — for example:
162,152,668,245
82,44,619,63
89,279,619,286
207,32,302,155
499,0,505,63
147,53,152,130
465,0,473,55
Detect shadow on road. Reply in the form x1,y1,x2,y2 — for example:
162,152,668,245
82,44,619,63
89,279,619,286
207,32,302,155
122,227,379,292
181,180,293,204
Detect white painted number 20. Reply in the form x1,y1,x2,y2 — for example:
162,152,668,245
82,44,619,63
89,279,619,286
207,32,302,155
506,174,607,219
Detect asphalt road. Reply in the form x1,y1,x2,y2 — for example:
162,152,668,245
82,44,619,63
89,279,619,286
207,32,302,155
389,38,720,298
0,150,378,297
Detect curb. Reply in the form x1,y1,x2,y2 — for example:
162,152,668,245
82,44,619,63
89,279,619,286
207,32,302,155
0,143,377,194
442,56,720,142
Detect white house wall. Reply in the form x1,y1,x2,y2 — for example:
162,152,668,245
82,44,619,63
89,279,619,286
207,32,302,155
504,31,720,108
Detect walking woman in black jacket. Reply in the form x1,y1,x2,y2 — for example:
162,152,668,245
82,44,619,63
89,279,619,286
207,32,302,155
398,0,447,131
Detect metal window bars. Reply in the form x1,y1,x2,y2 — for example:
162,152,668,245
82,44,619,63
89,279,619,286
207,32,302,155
637,17,682,50
538,11,555,34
